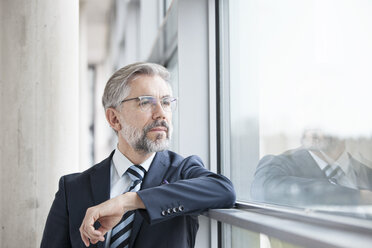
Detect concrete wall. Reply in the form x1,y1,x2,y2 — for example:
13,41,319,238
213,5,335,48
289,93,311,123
0,0,79,246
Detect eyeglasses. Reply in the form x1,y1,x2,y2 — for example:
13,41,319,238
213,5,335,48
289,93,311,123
121,95,178,112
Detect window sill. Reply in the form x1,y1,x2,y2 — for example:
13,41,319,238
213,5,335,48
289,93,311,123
205,201,372,248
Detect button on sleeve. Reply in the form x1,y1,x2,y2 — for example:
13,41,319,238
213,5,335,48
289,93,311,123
178,205,184,212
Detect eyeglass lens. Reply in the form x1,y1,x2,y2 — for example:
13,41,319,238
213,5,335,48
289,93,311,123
139,97,176,112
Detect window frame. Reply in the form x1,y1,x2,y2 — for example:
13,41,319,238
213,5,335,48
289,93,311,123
206,201,372,248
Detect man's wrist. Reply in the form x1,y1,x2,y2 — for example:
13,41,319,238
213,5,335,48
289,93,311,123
134,192,146,209
119,192,146,212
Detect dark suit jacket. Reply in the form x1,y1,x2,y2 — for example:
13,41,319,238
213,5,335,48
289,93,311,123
41,150,235,248
251,148,372,206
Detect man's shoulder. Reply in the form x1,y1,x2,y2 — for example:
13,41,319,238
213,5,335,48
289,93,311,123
157,150,204,167
62,151,113,184
269,148,311,161
257,148,313,170
158,150,183,162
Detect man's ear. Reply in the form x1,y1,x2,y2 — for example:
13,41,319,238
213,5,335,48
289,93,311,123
105,108,122,132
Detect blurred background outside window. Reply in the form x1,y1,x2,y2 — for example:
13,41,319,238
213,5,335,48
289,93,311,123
220,0,372,217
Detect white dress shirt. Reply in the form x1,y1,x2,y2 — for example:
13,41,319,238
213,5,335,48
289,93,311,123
308,150,358,189
104,148,155,248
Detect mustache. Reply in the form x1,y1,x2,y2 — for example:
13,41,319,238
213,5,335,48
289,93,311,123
143,120,169,133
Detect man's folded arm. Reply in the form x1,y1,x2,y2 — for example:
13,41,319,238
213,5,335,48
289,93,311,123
78,155,235,244
137,155,236,224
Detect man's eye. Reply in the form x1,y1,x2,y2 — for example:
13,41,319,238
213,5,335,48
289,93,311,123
162,99,171,106
140,99,151,106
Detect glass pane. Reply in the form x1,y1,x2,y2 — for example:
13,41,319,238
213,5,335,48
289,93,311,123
220,0,372,218
222,224,304,248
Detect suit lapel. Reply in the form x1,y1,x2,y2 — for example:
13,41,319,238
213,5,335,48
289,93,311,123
291,149,327,178
349,155,365,178
349,155,372,189
142,151,169,189
89,151,113,248
129,151,170,247
89,151,112,205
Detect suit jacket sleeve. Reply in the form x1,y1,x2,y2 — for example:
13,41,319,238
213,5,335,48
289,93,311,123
137,155,235,225
41,176,72,248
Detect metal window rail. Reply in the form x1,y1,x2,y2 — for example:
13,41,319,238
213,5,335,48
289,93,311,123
205,201,372,248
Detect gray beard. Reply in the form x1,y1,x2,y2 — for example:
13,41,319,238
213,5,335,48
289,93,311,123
120,119,172,154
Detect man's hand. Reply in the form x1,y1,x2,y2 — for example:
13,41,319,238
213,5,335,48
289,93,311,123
79,192,145,247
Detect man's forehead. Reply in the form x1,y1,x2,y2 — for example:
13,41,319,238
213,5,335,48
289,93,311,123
129,75,172,96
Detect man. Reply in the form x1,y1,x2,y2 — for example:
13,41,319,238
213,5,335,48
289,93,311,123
251,130,372,206
41,62,235,248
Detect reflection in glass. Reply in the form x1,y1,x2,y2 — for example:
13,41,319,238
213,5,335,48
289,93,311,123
221,0,372,218
251,130,372,207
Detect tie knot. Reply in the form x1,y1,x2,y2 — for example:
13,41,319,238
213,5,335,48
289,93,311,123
323,164,345,179
126,164,146,182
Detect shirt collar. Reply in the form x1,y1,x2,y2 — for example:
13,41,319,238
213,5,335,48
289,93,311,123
308,150,328,170
334,150,350,172
308,150,350,172
112,147,155,177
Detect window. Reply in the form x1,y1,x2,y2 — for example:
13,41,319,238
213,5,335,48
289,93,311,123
222,224,304,248
219,0,372,217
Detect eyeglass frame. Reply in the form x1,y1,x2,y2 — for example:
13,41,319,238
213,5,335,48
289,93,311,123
120,95,178,112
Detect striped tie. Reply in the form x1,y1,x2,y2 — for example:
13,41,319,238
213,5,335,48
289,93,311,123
323,164,345,184
109,164,146,248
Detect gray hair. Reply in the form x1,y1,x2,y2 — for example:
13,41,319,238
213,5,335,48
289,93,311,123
102,62,171,110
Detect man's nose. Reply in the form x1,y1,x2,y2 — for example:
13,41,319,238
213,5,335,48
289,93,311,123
152,101,167,120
